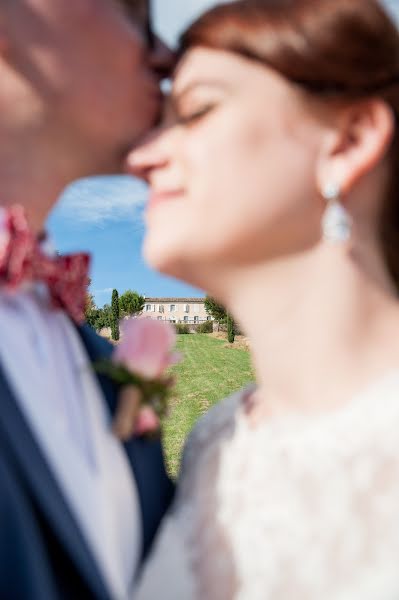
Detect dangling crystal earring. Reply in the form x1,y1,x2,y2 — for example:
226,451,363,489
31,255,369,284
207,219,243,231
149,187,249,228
321,182,352,243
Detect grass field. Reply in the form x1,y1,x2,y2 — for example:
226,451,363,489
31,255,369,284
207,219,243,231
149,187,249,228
163,334,255,478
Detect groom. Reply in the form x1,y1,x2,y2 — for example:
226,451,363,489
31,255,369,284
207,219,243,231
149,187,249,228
0,1,173,599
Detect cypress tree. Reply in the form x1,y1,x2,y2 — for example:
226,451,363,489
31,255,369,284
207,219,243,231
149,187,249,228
111,289,120,341
227,313,235,344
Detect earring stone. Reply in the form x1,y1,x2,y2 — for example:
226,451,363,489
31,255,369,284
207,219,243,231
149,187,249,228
323,183,341,202
321,183,352,243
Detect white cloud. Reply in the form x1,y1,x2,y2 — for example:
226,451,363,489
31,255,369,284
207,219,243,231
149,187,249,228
52,175,148,227
94,288,113,295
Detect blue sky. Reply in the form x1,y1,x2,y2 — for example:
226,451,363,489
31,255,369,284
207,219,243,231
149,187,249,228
48,0,399,307
384,0,399,21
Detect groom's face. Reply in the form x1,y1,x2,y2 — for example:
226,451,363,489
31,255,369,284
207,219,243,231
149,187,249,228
1,0,172,174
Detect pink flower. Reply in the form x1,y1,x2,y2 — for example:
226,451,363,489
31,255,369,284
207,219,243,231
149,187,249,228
0,208,10,257
134,407,160,436
113,317,179,379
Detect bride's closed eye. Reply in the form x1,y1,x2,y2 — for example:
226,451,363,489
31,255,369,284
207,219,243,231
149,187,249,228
176,103,217,126
170,79,229,127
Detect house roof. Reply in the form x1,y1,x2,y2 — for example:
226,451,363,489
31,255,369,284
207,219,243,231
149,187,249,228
145,297,206,303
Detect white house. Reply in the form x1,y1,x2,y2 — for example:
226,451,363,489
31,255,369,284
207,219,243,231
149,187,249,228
143,297,212,324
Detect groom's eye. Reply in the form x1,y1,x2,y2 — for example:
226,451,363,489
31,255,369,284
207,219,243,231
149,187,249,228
114,0,152,42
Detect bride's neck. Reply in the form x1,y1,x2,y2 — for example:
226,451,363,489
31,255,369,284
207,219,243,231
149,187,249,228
217,244,399,415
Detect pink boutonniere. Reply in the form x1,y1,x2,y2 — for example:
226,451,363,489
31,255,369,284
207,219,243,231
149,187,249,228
95,318,180,440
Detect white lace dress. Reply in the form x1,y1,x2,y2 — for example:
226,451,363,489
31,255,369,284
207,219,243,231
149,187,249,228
135,372,399,600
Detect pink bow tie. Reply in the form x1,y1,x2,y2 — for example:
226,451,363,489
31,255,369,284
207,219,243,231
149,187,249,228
0,205,90,324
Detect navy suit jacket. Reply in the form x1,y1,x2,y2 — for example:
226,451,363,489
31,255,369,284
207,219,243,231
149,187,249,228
0,324,174,600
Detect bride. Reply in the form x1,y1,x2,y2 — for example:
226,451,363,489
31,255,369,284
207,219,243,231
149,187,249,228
129,0,399,597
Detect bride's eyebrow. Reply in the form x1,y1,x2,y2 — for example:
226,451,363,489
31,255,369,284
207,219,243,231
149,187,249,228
172,80,231,104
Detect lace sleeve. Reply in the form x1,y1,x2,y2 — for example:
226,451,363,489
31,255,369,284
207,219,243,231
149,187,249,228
172,390,246,600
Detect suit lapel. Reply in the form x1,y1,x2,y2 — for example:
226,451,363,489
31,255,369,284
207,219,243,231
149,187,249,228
0,364,111,600
77,325,163,560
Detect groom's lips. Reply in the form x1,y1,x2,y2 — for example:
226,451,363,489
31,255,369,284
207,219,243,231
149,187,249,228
147,189,184,211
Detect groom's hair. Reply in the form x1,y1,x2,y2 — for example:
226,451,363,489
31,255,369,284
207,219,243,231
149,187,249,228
179,0,399,287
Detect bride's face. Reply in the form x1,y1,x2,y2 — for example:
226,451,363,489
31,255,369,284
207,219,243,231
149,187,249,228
129,47,328,286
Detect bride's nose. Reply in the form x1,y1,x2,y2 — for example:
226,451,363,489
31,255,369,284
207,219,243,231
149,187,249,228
125,132,169,183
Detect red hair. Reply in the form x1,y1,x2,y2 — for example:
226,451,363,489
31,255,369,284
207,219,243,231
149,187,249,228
180,0,399,283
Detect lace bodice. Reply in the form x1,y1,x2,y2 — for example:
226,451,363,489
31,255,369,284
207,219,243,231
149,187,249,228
135,372,399,600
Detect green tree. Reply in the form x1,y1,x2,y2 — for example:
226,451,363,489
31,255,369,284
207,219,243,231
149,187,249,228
227,313,235,344
100,304,113,328
204,296,227,323
85,306,99,329
84,277,97,327
205,296,237,343
96,304,112,330
111,289,120,341
119,290,145,318
85,292,96,314
85,302,113,332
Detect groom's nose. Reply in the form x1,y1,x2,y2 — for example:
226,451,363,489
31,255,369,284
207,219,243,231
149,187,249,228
149,34,176,80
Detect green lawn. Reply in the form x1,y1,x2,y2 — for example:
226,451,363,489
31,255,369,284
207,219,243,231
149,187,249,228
163,334,255,478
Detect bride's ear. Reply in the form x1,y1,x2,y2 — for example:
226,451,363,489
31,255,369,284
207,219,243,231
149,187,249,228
316,99,395,197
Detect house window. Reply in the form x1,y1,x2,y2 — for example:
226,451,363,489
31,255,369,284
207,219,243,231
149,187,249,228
184,316,189,323
157,316,163,321
207,316,212,321
170,304,176,312
145,304,152,312
159,305,164,313
185,304,190,313
194,316,199,324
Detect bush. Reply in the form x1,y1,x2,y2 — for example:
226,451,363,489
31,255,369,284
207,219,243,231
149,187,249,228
175,323,191,335
196,320,213,333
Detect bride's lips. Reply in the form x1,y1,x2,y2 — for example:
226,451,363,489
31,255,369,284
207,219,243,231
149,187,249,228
147,189,184,211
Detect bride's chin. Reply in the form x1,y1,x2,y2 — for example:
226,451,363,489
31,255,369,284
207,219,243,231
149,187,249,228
143,239,187,279
143,240,209,290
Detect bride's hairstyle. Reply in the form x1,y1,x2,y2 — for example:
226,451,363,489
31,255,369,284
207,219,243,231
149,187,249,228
180,0,399,284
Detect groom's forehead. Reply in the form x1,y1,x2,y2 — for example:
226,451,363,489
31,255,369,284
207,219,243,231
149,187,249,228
8,0,151,20
1,0,154,49
107,0,150,18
